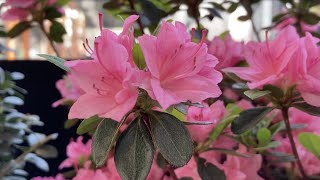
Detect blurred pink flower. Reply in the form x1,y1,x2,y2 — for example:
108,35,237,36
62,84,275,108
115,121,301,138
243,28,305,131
224,26,300,89
59,136,92,169
223,88,239,101
138,21,222,109
73,168,107,180
185,100,226,142
295,33,320,106
1,8,29,21
4,0,35,8
236,99,253,110
208,34,244,70
52,74,84,107
32,174,64,180
276,17,318,33
275,108,320,176
66,15,141,121
223,145,263,180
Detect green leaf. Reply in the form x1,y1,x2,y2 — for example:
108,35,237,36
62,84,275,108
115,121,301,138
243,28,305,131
254,141,281,151
7,21,31,38
77,116,102,135
35,145,58,158
133,43,146,70
238,15,251,21
269,121,285,137
292,103,320,117
298,132,320,159
45,7,63,20
257,128,271,146
302,13,320,25
197,157,226,180
227,2,238,13
206,148,251,158
37,54,70,71
115,118,154,180
231,107,274,134
272,13,288,22
208,115,238,142
92,119,119,167
149,111,193,167
263,85,284,99
56,0,71,6
49,21,66,43
64,119,79,129
244,90,271,100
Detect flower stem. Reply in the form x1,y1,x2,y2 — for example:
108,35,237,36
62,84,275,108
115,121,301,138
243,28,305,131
281,107,307,179
39,23,61,57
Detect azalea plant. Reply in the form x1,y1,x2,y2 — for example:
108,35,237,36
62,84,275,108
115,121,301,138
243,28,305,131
3,0,315,179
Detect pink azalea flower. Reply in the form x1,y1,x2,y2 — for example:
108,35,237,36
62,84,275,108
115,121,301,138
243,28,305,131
224,26,300,89
4,0,35,8
138,21,222,109
32,174,64,180
222,145,263,180
66,15,141,121
52,73,84,107
223,88,239,101
1,8,29,21
295,33,320,106
73,167,107,180
207,34,244,70
274,108,320,176
185,100,226,142
59,136,92,169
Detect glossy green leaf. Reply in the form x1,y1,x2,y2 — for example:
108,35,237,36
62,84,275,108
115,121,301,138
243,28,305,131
49,21,66,43
257,128,271,146
292,103,320,117
149,111,193,167
298,132,320,159
244,90,271,100
115,118,154,180
92,119,119,167
7,21,31,38
231,107,274,134
37,54,70,71
197,157,226,180
77,116,102,135
263,85,284,99
209,115,238,142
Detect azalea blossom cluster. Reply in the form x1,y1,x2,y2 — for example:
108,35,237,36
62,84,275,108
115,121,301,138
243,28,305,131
225,26,320,106
1,0,64,21
64,14,222,121
45,13,320,180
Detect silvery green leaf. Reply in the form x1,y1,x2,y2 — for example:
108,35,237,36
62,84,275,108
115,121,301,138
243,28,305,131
4,96,24,105
25,153,49,171
10,72,24,80
3,176,26,180
13,169,28,176
0,67,4,83
27,133,46,146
